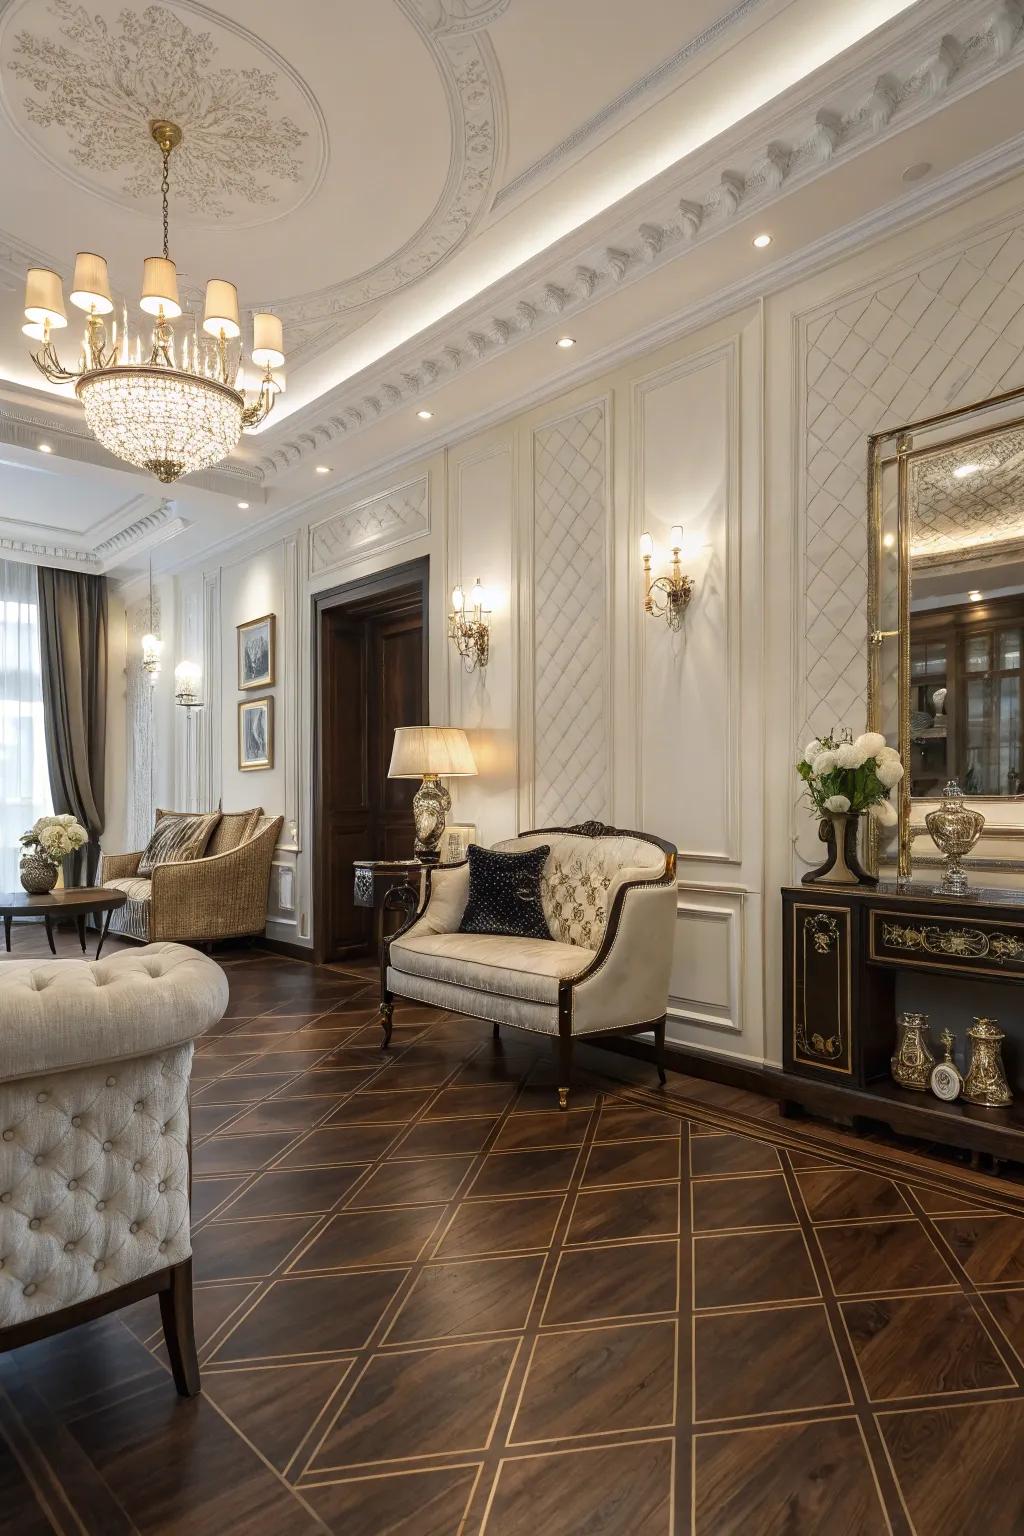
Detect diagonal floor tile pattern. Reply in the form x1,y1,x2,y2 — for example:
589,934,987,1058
3,942,1024,1534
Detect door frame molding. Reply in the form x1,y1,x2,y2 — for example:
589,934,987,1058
311,556,429,964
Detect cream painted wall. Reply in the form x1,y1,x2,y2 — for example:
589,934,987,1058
114,166,1024,1073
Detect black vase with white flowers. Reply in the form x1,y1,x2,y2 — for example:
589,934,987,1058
796,730,904,887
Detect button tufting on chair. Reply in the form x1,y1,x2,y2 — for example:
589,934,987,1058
129,1222,139,1234
23,1283,36,1296
64,1242,75,1253
32,1154,43,1166
95,1200,105,1211
0,1193,9,1204
133,1160,142,1172
67,1179,77,1190
134,1100,144,1111
93,1260,104,1272
157,1180,166,1193
35,1091,47,1103
2,1130,12,1141
105,1076,116,1087
28,1218,40,1230
101,1140,112,1151
158,1241,167,1253
70,1115,81,1127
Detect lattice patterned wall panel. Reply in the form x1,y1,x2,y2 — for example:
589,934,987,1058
532,404,610,826
798,222,1024,856
309,476,428,576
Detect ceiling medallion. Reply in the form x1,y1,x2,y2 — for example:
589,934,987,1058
21,119,284,484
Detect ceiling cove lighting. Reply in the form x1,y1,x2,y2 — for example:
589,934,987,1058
21,120,284,484
752,232,773,249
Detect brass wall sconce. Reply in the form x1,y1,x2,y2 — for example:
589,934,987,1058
448,579,491,672
641,526,694,631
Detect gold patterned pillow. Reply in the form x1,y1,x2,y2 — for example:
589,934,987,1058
139,812,220,876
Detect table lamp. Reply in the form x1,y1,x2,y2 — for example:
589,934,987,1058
388,726,477,864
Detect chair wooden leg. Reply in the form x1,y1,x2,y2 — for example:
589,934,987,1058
492,1021,501,1041
379,997,394,1049
557,1032,573,1110
654,1017,667,1086
160,1259,200,1398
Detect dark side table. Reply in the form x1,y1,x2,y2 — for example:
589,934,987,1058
0,888,128,958
353,860,425,956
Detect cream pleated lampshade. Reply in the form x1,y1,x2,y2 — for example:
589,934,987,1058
203,279,240,339
140,256,182,318
388,726,477,779
70,252,114,314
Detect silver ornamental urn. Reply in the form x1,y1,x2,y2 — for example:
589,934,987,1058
925,781,985,897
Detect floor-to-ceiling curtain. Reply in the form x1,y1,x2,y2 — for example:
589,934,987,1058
37,567,107,885
0,559,51,892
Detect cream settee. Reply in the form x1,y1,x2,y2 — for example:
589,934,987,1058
0,943,227,1396
381,822,678,1107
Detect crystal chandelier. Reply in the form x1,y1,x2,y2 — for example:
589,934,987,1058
22,121,285,484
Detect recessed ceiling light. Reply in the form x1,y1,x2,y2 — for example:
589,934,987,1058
417,409,433,420
237,501,249,509
556,336,575,349
38,442,52,453
954,463,982,479
969,589,983,602
752,233,772,249
315,465,330,474
902,161,933,183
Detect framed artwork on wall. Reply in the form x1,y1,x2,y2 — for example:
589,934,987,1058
237,613,276,690
238,695,274,771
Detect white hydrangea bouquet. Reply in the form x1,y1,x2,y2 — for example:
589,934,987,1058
796,731,904,885
19,813,89,893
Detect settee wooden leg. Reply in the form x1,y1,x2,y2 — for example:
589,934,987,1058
160,1260,200,1398
492,1021,501,1041
379,998,394,1049
557,1033,573,1111
654,1017,667,1086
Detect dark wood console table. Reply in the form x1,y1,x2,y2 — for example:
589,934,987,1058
782,882,1024,1164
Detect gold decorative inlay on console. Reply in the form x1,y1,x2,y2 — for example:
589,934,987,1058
880,920,1024,963
793,908,851,1074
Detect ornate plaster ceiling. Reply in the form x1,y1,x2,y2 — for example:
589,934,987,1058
911,429,1024,561
1,0,1023,577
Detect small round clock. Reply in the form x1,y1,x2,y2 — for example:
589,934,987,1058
929,1030,963,1102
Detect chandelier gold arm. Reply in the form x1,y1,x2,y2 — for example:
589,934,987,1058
240,367,277,429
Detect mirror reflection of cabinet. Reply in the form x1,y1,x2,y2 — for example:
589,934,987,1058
867,388,1024,876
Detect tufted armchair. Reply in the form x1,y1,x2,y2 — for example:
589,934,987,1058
381,822,678,1107
0,943,228,1396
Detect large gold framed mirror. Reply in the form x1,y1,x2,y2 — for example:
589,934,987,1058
868,385,1024,879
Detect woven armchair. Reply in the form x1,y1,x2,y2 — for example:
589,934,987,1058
100,813,284,945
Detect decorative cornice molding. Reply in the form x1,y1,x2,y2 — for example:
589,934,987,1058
255,0,1024,478
0,495,187,572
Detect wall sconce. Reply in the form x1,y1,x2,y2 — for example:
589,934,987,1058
640,525,694,632
173,660,203,710
448,578,491,672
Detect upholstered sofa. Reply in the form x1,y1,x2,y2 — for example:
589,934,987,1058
0,943,228,1396
381,821,678,1107
99,808,284,946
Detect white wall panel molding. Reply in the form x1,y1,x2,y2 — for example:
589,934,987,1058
632,336,742,864
668,898,743,1036
308,475,430,580
279,533,303,854
200,571,222,815
527,396,613,828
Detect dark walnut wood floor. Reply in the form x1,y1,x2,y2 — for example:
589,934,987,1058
3,937,1024,1534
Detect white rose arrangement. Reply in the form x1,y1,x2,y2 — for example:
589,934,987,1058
20,813,89,866
797,730,903,826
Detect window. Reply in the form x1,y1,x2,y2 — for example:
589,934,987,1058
0,559,51,891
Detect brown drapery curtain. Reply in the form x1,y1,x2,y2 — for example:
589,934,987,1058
36,567,108,885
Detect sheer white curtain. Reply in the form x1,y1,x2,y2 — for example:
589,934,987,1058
0,559,50,892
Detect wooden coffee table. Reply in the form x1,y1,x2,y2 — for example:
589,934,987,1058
0,888,128,958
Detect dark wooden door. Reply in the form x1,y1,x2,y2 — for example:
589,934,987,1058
368,610,421,861
314,562,426,963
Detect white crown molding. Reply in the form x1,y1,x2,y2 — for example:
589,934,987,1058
254,0,1024,478
0,494,187,573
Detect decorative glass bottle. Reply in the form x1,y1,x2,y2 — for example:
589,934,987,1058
925,781,985,897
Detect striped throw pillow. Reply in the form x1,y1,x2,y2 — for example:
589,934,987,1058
138,812,220,876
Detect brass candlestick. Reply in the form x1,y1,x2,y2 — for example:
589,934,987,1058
891,1012,934,1092
962,1017,1012,1107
